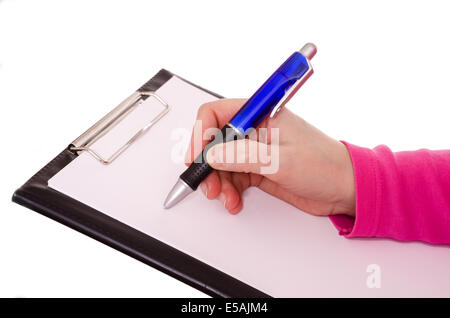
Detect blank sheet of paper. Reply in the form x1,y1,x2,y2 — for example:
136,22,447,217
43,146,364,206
49,76,450,297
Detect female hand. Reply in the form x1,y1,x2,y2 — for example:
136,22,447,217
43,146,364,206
185,98,355,216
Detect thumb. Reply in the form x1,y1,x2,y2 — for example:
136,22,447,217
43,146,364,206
206,139,279,175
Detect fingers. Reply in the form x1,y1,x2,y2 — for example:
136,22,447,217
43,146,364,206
186,99,275,215
185,99,247,164
199,171,221,200
199,170,247,214
199,169,263,214
217,171,242,214
206,139,277,177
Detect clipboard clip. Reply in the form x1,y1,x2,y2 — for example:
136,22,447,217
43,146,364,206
70,91,169,165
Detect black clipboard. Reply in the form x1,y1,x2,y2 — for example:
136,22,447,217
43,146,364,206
12,69,269,298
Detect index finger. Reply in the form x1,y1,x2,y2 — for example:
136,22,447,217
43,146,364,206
185,98,246,164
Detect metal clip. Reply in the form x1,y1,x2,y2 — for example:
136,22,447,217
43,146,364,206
269,61,314,118
270,43,316,118
70,91,169,165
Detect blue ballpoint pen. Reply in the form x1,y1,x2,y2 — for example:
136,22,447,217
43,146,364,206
164,43,317,208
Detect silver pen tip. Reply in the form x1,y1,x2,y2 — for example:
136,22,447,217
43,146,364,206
163,179,194,209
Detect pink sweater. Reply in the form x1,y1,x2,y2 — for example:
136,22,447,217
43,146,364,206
330,142,450,245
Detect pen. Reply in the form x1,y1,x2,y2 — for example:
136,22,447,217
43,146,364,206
164,43,317,209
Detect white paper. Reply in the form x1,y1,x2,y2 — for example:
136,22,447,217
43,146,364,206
49,76,450,297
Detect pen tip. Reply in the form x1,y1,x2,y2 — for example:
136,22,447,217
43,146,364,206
300,43,317,60
163,179,194,209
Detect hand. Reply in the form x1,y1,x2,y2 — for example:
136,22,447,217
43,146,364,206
185,99,355,216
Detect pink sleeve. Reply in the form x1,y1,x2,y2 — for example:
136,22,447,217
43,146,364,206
329,141,450,245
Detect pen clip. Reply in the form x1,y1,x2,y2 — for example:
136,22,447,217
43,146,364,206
269,59,314,118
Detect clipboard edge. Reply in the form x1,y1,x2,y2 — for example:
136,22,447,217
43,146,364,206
12,69,269,298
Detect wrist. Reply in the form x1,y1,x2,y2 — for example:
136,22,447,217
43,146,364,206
333,141,356,217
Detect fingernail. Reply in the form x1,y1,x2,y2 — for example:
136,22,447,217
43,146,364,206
200,183,208,197
218,192,227,208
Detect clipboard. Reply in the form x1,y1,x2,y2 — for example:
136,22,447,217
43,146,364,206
12,69,450,298
12,69,268,298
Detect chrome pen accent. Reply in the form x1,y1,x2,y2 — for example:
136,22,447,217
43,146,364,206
226,122,245,138
163,178,193,209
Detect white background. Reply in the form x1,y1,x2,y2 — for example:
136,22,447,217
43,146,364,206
1,0,449,297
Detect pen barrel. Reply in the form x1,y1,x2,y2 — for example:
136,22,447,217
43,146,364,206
229,51,310,133
180,124,243,190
